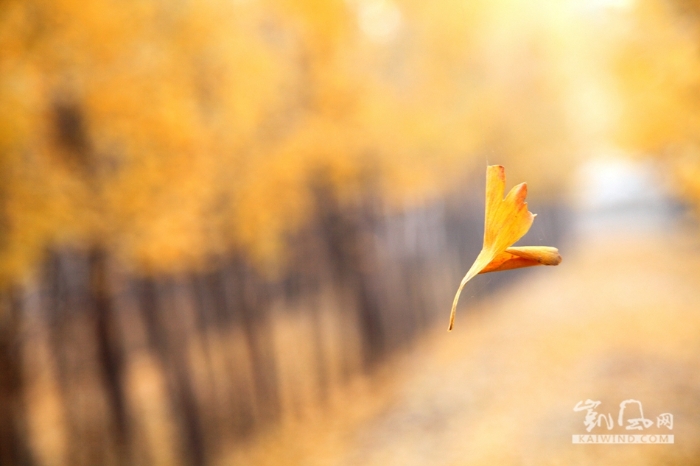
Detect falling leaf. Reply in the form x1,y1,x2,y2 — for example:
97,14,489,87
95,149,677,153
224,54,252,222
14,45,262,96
449,165,561,330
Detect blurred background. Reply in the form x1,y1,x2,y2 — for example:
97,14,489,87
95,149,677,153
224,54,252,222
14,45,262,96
2,0,700,464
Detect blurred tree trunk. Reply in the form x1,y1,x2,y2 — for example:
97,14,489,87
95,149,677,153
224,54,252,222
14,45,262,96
88,248,130,464
137,276,206,466
229,258,281,425
314,183,385,370
0,287,33,466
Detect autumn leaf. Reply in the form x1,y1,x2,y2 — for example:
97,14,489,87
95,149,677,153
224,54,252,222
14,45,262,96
448,165,561,330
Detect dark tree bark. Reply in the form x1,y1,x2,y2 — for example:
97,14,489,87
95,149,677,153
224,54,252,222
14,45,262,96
137,276,207,466
228,259,281,425
0,287,34,466
88,248,130,464
314,183,385,370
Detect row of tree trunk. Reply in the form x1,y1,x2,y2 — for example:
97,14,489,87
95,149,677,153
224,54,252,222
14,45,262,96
0,178,568,466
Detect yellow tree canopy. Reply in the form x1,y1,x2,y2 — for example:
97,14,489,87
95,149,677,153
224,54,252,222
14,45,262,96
0,0,588,282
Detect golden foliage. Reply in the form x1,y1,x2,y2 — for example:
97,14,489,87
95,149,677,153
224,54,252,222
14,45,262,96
0,0,584,282
610,0,700,212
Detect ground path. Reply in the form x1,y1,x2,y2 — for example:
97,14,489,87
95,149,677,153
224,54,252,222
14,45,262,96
226,226,700,466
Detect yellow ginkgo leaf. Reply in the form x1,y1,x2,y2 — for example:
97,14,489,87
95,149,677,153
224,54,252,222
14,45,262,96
480,246,563,274
448,165,562,331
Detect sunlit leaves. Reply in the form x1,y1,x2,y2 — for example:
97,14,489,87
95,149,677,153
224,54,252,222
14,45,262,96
610,0,700,213
0,0,580,283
